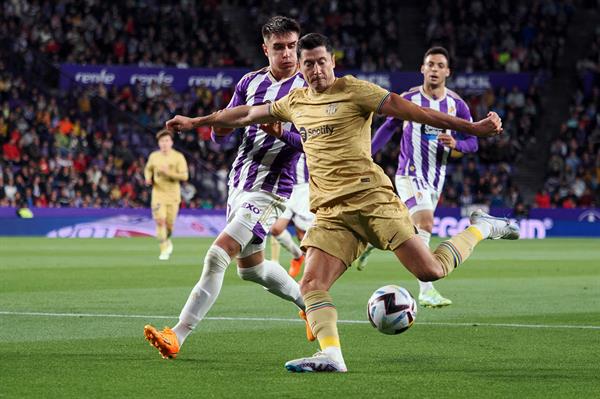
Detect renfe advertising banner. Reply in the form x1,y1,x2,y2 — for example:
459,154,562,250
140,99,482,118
1,208,598,238
59,64,534,95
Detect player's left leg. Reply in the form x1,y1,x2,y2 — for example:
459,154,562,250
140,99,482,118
411,210,451,307
396,175,451,306
393,209,519,282
270,215,304,277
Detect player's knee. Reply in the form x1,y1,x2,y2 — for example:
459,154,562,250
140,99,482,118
418,221,433,234
156,219,166,227
415,266,444,282
270,225,284,236
203,245,231,274
299,273,325,295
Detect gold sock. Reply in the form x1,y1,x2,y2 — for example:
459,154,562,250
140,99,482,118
270,236,281,262
156,224,167,251
304,290,340,350
433,226,483,275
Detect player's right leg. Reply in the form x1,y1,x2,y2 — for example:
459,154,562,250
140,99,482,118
285,247,348,373
144,231,239,359
151,201,170,260
285,211,363,373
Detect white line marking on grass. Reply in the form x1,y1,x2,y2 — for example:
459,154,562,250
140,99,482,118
1,310,599,331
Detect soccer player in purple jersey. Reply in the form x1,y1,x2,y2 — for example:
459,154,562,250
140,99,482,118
143,16,315,360
356,47,477,308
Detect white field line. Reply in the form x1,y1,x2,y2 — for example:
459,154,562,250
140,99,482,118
1,310,599,330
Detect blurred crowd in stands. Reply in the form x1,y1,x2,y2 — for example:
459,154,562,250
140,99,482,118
424,0,574,73
1,0,598,210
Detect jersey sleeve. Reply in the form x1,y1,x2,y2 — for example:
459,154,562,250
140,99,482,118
144,153,154,182
176,153,189,181
453,99,478,154
349,77,391,114
269,93,294,122
226,74,250,108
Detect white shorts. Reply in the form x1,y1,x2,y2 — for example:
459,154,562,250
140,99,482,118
280,183,314,232
395,175,441,215
224,188,285,258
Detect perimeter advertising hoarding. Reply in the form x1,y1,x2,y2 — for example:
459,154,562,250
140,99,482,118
1,208,598,238
59,64,534,95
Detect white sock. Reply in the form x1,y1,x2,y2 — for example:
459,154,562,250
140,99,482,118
471,223,491,239
416,228,434,294
323,346,346,368
275,230,303,259
237,260,305,309
172,245,231,345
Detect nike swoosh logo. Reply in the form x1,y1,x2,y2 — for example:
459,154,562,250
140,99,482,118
388,232,398,244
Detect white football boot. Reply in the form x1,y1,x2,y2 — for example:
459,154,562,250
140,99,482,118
285,351,348,373
469,209,520,240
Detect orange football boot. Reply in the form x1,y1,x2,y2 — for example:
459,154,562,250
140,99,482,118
144,325,180,359
288,255,304,278
299,309,316,342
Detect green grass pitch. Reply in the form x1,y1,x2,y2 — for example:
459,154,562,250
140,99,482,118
1,237,599,398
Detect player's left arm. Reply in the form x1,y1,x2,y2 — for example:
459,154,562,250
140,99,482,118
165,104,279,133
439,100,478,155
379,93,502,138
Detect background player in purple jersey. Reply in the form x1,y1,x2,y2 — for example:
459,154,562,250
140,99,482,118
355,47,477,308
269,152,313,278
143,16,315,360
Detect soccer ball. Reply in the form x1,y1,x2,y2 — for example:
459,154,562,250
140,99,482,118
367,285,417,335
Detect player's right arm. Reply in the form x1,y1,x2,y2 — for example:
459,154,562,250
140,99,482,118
380,93,502,138
371,117,402,155
165,104,278,133
144,154,154,186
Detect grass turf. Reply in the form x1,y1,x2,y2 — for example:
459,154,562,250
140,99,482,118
0,237,599,398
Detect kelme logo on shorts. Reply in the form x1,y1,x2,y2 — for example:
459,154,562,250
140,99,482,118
298,125,334,141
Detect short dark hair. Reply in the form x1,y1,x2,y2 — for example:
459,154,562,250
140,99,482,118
261,16,301,41
156,129,173,141
297,33,333,59
424,46,450,66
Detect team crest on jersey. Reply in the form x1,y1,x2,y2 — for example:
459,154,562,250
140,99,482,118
325,103,338,115
449,106,456,115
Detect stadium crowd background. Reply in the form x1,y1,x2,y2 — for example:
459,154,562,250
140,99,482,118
0,0,598,211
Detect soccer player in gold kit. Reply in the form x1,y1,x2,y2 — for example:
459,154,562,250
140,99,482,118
165,33,518,372
144,129,189,260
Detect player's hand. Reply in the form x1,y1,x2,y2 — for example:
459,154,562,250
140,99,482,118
438,133,456,149
165,115,195,132
472,111,503,137
260,122,283,138
159,165,169,174
145,179,152,186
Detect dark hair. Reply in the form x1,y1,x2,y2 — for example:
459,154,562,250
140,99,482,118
424,46,450,66
297,33,333,58
261,16,301,41
156,129,173,141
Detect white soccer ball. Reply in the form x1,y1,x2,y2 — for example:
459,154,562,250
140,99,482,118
367,285,417,335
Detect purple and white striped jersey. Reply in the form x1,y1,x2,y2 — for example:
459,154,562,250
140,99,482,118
397,87,476,191
290,153,309,185
227,68,307,199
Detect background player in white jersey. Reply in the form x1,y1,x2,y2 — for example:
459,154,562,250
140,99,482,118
144,16,314,360
356,46,478,308
269,152,313,278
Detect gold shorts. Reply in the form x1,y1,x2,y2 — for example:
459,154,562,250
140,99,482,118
151,201,180,227
301,187,415,267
